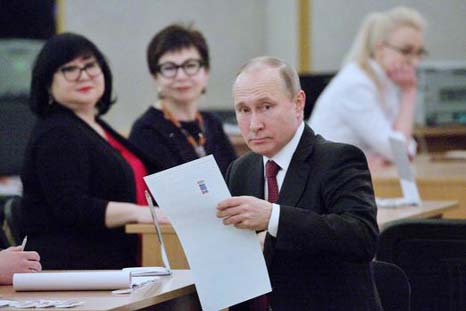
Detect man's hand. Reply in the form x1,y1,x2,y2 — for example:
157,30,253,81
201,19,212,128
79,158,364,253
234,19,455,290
0,246,42,285
216,196,273,231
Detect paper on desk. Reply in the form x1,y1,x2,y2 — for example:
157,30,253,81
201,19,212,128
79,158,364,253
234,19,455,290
144,155,271,311
376,197,417,208
13,271,130,291
389,133,421,205
123,266,171,277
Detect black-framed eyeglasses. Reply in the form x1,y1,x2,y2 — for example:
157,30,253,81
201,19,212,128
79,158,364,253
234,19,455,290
384,42,428,59
59,61,102,82
157,59,204,78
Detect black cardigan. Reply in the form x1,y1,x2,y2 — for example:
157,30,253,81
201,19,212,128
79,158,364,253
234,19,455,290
20,106,158,269
129,107,237,176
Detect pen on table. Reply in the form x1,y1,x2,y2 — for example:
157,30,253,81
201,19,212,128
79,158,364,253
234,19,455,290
20,236,28,251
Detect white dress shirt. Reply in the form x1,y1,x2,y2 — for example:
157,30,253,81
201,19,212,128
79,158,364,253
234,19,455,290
309,60,416,161
264,122,305,237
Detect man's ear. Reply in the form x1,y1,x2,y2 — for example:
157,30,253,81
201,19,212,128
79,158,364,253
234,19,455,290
295,90,306,114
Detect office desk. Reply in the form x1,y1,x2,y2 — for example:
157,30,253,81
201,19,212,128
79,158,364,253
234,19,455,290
377,200,458,229
127,200,458,268
372,155,466,218
414,125,466,153
0,270,199,311
126,224,189,269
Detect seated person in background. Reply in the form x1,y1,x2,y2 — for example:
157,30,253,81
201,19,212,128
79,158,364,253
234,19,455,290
21,33,168,270
129,24,236,176
309,7,426,171
217,57,380,311
0,246,41,284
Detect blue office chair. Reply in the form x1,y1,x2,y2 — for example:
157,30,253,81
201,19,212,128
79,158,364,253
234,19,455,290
377,219,466,311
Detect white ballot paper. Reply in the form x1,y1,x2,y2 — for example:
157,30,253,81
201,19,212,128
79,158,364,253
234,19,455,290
144,155,271,311
13,271,130,291
377,133,421,208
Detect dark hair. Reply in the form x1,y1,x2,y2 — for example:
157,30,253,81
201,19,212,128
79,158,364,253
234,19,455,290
147,24,210,75
29,32,115,117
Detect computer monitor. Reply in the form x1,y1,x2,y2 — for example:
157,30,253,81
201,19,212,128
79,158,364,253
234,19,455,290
299,72,335,121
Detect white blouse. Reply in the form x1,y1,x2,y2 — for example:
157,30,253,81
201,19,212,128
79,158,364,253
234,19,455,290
308,60,416,161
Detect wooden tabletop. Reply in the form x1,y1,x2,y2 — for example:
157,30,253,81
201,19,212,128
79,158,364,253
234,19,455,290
126,224,175,234
0,270,197,311
413,125,466,137
372,154,466,181
371,154,466,218
377,200,459,229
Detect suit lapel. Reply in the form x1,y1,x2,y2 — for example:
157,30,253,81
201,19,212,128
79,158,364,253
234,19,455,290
248,154,265,199
278,126,315,207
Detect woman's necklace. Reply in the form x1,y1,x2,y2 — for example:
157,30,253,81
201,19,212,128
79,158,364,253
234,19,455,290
161,102,207,158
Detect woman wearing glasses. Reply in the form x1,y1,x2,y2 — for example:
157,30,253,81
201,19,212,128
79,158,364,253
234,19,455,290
129,24,236,176
21,33,168,269
309,7,426,171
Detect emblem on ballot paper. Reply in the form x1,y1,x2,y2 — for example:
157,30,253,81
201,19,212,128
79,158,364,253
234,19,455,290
197,179,208,194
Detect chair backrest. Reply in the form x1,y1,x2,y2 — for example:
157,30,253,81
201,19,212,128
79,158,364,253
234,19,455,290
373,260,411,311
1,195,23,246
377,219,466,311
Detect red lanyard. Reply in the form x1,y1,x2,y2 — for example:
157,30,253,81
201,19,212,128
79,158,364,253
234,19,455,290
161,103,207,157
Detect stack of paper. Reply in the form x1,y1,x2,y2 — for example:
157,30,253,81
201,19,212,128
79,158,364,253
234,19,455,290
376,197,419,208
123,267,171,277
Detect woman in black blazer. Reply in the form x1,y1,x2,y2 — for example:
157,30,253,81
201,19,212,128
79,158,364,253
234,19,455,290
21,33,168,270
129,24,236,175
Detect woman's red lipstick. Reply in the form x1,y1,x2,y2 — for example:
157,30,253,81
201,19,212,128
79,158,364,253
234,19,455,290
78,86,92,92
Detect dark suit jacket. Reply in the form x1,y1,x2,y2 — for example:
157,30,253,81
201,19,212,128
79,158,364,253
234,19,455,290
21,105,159,269
227,125,382,311
129,107,236,176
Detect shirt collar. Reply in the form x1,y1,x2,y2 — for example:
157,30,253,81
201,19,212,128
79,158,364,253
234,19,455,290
263,122,305,172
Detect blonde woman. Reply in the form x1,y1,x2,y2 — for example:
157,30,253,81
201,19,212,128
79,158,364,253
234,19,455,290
309,7,426,170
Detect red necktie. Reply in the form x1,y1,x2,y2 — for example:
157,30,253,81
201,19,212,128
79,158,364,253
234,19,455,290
266,160,280,203
251,160,280,311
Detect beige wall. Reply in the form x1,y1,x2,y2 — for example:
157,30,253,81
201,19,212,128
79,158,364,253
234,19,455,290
62,0,466,131
63,0,268,132
311,0,466,71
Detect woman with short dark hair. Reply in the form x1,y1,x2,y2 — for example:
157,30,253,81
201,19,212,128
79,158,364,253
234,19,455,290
21,32,168,269
129,24,236,176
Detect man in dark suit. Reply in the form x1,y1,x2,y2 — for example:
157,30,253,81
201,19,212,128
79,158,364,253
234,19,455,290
217,57,382,311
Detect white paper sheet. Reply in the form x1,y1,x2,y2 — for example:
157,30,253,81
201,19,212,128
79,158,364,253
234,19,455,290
123,266,171,277
13,271,130,291
144,155,271,311
389,133,421,205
